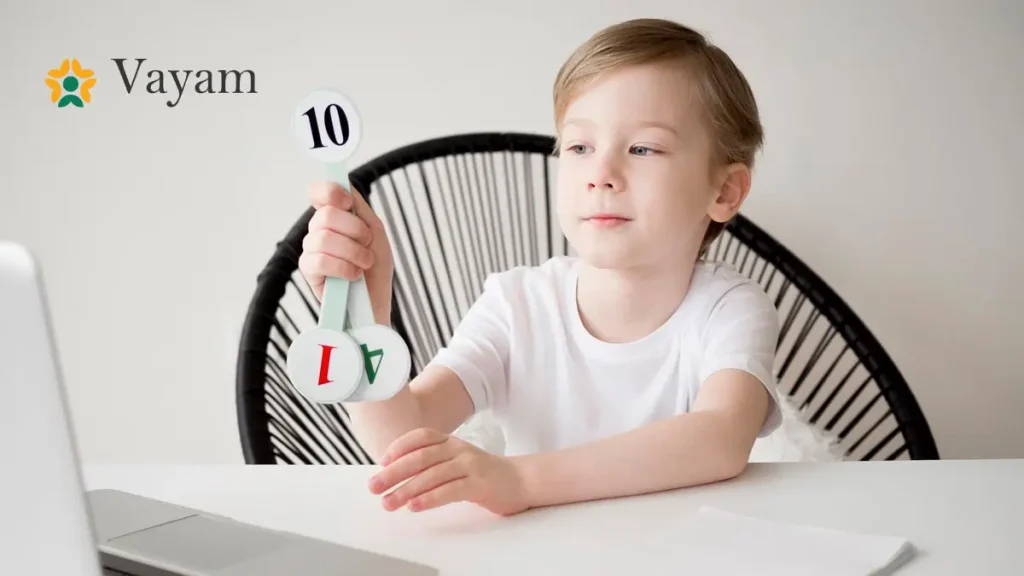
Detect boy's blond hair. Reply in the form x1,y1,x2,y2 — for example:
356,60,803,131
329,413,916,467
553,18,764,253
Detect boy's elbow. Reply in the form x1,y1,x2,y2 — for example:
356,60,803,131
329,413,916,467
721,451,750,480
709,435,754,482
681,449,748,487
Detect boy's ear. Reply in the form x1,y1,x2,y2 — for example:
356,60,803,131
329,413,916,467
707,163,751,223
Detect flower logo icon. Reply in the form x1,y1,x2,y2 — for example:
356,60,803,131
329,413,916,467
46,58,96,108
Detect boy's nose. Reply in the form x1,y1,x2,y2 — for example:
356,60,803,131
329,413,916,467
587,162,622,191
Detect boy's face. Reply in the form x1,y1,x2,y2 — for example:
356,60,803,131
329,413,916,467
555,62,747,272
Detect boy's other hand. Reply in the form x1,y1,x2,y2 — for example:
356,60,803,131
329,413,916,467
298,181,395,322
368,428,530,517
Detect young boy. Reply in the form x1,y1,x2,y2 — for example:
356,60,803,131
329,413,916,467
298,18,780,516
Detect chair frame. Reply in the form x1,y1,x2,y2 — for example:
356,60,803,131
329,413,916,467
236,131,940,464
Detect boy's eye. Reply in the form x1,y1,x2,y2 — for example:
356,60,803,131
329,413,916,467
630,145,657,156
565,144,589,155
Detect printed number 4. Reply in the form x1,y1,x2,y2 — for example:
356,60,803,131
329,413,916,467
360,344,384,385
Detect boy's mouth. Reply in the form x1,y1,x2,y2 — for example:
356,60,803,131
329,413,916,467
583,214,631,227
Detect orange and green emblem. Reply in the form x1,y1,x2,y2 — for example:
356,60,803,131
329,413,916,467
46,58,96,108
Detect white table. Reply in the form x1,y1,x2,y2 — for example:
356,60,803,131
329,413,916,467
83,460,1022,575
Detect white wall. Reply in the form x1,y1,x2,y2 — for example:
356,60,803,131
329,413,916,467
1,0,1021,463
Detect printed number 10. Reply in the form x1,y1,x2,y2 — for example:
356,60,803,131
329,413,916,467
303,104,350,149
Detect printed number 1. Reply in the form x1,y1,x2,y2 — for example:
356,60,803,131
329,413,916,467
317,344,335,385
317,343,384,386
302,104,349,149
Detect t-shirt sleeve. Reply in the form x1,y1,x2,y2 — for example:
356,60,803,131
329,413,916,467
700,279,782,437
426,274,511,415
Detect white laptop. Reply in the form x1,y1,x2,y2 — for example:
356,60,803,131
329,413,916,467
0,240,438,576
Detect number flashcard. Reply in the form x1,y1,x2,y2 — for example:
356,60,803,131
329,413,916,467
286,88,412,405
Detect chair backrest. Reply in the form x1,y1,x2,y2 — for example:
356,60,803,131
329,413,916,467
235,132,939,465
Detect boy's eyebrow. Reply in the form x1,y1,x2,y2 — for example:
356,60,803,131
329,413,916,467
562,117,595,129
562,117,680,138
636,121,680,138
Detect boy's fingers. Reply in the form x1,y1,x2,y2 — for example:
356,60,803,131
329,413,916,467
380,428,449,466
407,478,473,512
380,460,466,510
308,182,384,238
370,442,453,495
308,181,354,211
307,206,373,247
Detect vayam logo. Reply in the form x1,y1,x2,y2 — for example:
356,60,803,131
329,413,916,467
112,58,257,108
45,58,96,108
46,57,257,108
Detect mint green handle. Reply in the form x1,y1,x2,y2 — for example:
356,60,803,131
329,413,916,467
317,161,352,332
317,161,378,331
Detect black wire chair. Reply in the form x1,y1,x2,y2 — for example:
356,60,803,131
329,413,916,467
235,132,939,465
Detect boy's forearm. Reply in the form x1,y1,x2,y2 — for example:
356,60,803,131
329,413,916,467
343,305,480,461
343,388,427,461
341,304,426,461
513,410,753,508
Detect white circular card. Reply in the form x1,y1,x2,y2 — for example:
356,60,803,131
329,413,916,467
286,327,364,404
292,88,363,164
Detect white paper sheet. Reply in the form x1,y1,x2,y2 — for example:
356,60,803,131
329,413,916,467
674,506,914,575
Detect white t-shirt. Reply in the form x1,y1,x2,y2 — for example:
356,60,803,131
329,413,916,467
428,256,782,457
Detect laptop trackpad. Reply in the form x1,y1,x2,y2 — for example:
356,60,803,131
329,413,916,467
107,514,290,572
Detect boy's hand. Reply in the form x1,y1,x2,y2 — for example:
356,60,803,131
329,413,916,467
298,181,395,323
368,428,531,516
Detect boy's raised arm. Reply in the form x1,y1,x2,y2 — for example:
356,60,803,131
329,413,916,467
344,363,475,462
298,180,486,461
347,267,512,460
